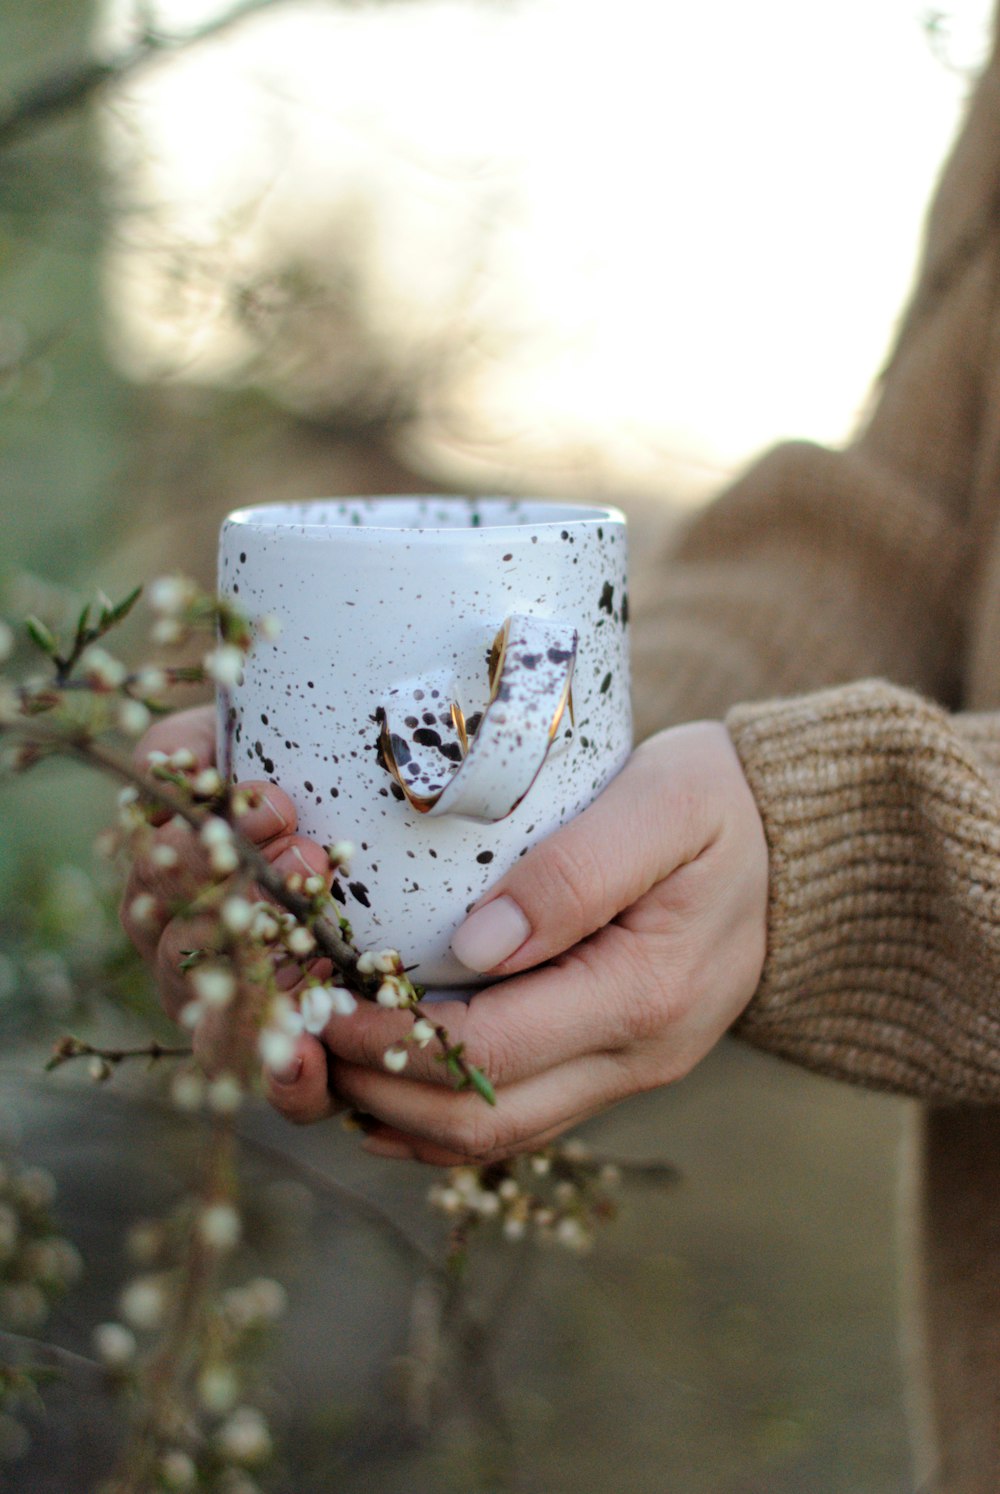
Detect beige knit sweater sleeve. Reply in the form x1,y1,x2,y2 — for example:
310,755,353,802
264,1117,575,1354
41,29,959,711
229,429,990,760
631,25,1000,1102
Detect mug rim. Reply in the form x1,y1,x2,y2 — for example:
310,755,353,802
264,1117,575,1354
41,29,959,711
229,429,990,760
223,495,626,537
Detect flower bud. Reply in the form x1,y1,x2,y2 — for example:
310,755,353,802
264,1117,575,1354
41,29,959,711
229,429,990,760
383,1046,408,1073
215,1407,272,1467
198,1202,241,1252
204,646,245,687
93,1321,138,1369
191,965,236,1010
119,1275,167,1331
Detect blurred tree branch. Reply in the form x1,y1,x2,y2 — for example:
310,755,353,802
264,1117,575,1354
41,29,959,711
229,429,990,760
0,0,294,153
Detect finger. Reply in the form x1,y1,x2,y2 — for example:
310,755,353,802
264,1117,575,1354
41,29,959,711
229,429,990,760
361,1116,592,1166
331,1049,631,1163
231,781,298,846
134,707,217,825
155,913,221,1021
136,704,216,769
449,723,727,978
262,1034,342,1125
322,922,650,1088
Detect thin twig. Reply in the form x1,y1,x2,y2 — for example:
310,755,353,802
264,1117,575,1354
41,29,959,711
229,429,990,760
234,1127,444,1276
1,714,492,1097
0,1328,108,1395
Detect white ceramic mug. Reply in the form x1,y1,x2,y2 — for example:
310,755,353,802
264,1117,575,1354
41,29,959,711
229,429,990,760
217,496,631,989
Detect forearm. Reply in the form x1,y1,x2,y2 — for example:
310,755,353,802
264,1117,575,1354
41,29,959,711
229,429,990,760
727,679,1000,1102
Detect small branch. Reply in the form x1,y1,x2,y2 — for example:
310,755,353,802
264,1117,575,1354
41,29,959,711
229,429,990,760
45,1035,192,1073
0,0,293,152
0,716,360,979
1,713,496,1101
0,1329,108,1395
234,1129,443,1277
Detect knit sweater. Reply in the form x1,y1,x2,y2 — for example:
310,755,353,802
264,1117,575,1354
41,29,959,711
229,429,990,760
630,15,1000,1493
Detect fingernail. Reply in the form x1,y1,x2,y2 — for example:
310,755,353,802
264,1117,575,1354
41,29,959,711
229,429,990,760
266,1056,302,1086
362,1136,417,1162
451,895,531,972
234,789,288,835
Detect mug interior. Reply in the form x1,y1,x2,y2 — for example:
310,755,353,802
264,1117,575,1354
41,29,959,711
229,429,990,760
224,496,623,533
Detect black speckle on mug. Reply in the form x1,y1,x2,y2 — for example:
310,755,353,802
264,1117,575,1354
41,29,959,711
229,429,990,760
476,851,494,864
348,881,371,908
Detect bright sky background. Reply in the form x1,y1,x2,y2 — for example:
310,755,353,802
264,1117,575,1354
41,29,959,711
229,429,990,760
98,0,994,500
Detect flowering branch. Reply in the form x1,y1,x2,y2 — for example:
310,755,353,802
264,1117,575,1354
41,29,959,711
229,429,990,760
45,1034,192,1079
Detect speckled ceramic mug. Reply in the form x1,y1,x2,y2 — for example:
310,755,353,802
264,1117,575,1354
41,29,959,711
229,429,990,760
217,497,631,989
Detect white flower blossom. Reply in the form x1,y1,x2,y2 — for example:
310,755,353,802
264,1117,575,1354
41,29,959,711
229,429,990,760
383,1046,408,1073
502,1216,527,1242
204,646,245,687
159,1449,198,1490
151,843,179,869
152,617,184,646
555,1217,591,1252
373,949,401,974
200,817,232,847
117,699,151,737
258,1027,296,1072
198,1202,241,1252
171,1069,206,1112
249,907,279,942
198,1363,240,1414
215,1407,272,1467
244,1277,287,1321
286,926,315,957
192,767,222,797
179,1000,204,1030
327,840,354,869
88,1057,111,1083
149,576,196,615
376,978,404,1009
135,665,168,697
79,645,127,690
327,986,358,1017
0,621,12,664
221,897,253,934
303,874,326,896
191,965,236,1010
93,1321,137,1369
128,893,158,929
411,1018,435,1048
257,613,281,641
167,748,195,771
356,951,377,975
208,1074,244,1114
120,1275,167,1331
299,986,335,1035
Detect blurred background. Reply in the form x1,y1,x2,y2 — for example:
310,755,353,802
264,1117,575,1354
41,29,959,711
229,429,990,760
0,0,992,1488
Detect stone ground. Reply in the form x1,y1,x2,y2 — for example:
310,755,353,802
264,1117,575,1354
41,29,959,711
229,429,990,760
0,1033,913,1494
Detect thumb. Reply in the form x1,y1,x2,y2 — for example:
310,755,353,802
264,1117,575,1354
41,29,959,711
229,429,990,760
450,723,725,977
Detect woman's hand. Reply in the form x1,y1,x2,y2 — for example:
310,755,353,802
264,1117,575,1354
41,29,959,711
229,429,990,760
269,721,769,1165
119,705,333,1074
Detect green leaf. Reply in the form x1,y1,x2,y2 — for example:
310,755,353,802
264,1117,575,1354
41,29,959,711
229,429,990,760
105,584,142,628
468,1066,497,1106
24,615,57,656
74,601,92,643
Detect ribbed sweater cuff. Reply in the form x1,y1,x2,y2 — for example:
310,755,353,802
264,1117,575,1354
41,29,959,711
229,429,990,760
724,680,1000,1102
